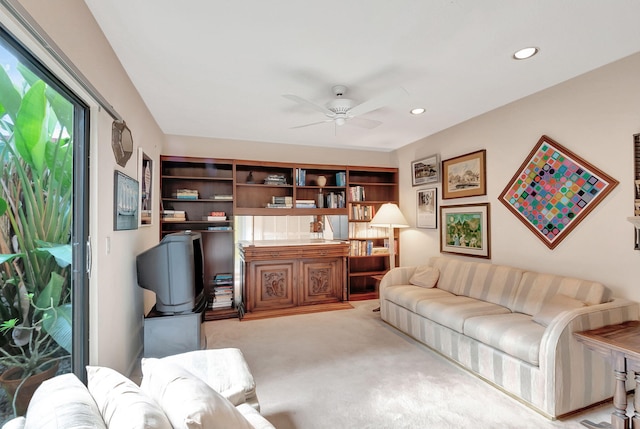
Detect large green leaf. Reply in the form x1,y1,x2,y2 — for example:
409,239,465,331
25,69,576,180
14,80,47,174
35,271,64,309
0,63,21,122
0,253,23,264
42,303,72,354
35,242,72,267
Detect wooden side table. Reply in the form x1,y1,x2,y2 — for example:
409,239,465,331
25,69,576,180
574,320,640,429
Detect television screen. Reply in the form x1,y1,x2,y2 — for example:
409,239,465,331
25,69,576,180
136,231,205,314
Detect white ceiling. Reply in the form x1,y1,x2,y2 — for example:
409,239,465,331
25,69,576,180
83,0,640,152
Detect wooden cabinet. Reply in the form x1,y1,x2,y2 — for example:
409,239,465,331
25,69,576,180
160,156,238,320
240,241,349,318
346,166,399,300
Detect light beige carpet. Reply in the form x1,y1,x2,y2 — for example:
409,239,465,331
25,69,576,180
204,300,617,429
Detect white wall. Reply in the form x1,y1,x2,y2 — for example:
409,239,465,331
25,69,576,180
396,52,640,302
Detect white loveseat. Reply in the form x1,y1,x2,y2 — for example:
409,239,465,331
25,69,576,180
2,348,274,429
379,256,639,419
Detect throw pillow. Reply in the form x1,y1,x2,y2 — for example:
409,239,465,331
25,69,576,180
532,294,587,327
409,266,440,288
23,373,106,429
86,365,172,429
140,358,254,429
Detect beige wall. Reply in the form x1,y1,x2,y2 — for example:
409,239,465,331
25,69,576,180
397,52,640,301
164,135,396,167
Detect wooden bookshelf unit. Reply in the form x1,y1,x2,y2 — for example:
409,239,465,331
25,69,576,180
160,156,399,318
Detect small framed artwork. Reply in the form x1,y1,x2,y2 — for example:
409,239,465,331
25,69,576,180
138,148,153,226
411,154,440,186
417,188,438,229
440,203,491,259
114,170,139,231
499,135,618,249
442,149,486,199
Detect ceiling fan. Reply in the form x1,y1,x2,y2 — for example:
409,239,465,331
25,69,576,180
283,85,408,130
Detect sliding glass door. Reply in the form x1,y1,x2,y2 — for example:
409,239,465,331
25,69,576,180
0,25,88,422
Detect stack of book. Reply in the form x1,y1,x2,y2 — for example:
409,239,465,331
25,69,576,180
173,189,198,199
267,196,293,208
295,199,316,208
203,211,226,221
349,203,375,220
325,191,346,208
210,273,234,310
264,174,287,185
213,194,233,200
162,210,186,221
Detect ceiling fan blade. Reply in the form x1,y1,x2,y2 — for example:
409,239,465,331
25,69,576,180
346,117,382,129
290,119,334,129
348,87,409,117
283,94,335,117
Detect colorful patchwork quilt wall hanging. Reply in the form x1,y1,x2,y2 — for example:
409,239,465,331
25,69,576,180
499,135,618,249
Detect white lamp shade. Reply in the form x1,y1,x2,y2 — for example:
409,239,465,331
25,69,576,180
370,203,409,228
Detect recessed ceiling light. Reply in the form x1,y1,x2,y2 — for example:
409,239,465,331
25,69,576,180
513,47,539,60
410,107,426,115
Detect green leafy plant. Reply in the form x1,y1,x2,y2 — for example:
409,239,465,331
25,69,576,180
0,56,74,415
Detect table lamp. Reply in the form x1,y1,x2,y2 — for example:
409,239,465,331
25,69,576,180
370,203,409,270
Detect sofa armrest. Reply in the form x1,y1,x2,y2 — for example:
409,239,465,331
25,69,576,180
379,266,418,292
1,417,26,429
538,298,639,415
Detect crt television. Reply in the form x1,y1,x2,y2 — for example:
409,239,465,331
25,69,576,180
136,231,205,314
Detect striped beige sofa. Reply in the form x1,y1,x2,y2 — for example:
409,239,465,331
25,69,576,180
379,256,639,419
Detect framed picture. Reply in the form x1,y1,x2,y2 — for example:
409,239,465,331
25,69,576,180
138,148,153,226
417,188,438,229
412,154,440,186
499,135,618,250
114,170,139,231
442,149,486,199
440,203,491,258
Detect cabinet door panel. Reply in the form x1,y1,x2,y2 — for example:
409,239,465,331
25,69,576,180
299,258,342,305
248,261,296,311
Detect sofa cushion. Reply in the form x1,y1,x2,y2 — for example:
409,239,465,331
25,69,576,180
140,358,254,429
409,266,440,288
510,271,610,316
87,365,172,429
160,348,257,408
532,294,587,327
23,373,106,429
415,296,511,333
383,285,454,312
457,263,523,307
428,256,471,294
463,313,546,366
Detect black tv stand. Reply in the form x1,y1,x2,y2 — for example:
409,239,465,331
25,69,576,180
143,305,205,358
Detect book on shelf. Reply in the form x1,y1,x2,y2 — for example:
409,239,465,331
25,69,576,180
295,168,306,186
213,194,233,200
271,196,293,204
173,189,199,199
213,273,233,285
349,203,375,220
264,174,287,185
349,186,365,202
203,216,227,221
295,199,316,208
162,210,186,221
208,225,232,231
266,203,293,208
